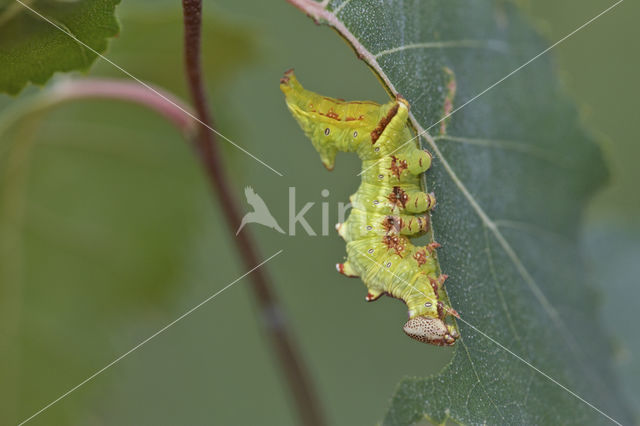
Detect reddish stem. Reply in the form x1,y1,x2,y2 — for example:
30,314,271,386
181,1,325,425
47,79,196,136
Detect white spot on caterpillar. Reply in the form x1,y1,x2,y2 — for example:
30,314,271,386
324,128,330,135
353,131,358,138
368,248,374,253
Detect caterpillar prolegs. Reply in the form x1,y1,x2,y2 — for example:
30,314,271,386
280,70,459,346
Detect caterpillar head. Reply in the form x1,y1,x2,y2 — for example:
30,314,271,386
403,316,459,346
280,69,382,170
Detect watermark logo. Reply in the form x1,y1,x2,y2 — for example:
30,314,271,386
237,187,353,236
236,186,285,235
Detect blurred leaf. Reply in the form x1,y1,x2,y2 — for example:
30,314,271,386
584,223,640,420
0,0,121,95
91,2,258,97
0,9,259,423
0,98,205,425
295,0,634,424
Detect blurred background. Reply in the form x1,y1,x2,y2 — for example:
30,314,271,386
0,0,637,424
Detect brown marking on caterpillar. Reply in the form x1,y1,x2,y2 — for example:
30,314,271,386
381,215,403,234
429,277,440,298
413,249,427,267
371,103,400,144
280,68,294,84
426,192,436,210
382,234,405,257
437,301,445,320
325,108,339,120
346,115,364,121
421,215,431,232
416,215,431,233
389,155,408,179
318,107,340,120
343,100,378,106
366,291,382,302
387,186,408,210
426,242,441,254
319,96,378,107
382,290,404,304
395,93,407,102
429,275,449,301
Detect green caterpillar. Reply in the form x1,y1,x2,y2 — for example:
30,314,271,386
280,70,459,346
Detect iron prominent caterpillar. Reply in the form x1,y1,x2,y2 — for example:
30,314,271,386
280,70,459,346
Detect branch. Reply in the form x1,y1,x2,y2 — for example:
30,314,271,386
48,78,197,135
181,2,325,425
0,78,197,142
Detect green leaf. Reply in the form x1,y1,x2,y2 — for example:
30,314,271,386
0,0,121,95
291,0,633,424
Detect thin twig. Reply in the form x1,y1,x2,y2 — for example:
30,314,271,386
181,1,325,425
0,78,196,162
48,78,197,135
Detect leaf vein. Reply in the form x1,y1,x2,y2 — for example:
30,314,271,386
482,225,522,348
374,40,508,58
331,0,352,16
434,134,564,166
460,337,506,421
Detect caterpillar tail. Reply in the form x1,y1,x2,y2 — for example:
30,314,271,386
281,70,459,346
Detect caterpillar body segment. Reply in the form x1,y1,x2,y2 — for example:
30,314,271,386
281,70,458,346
